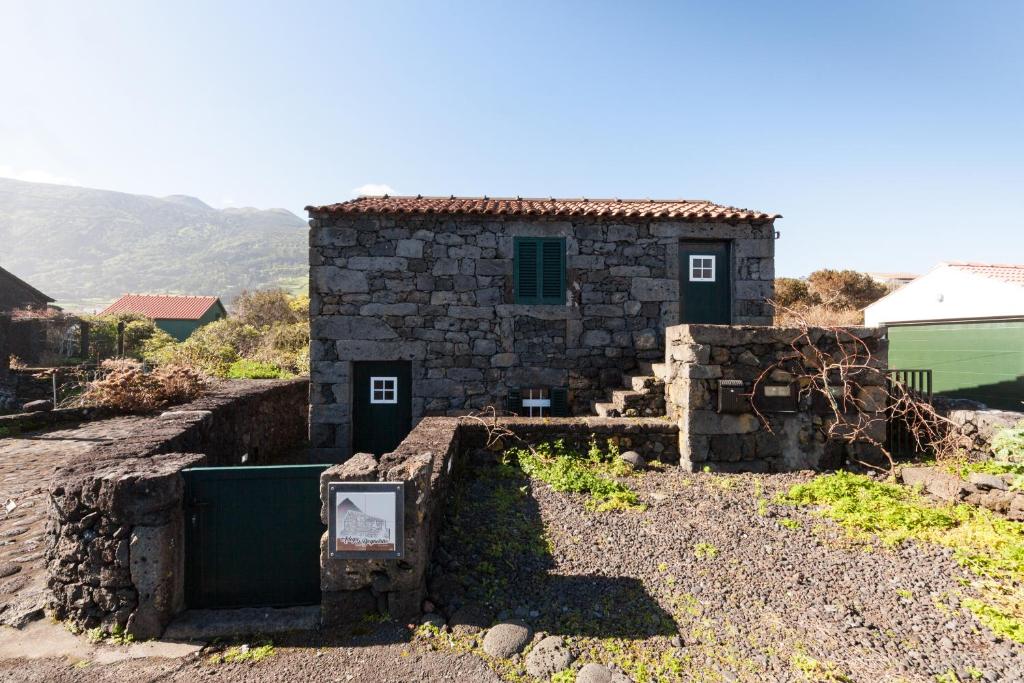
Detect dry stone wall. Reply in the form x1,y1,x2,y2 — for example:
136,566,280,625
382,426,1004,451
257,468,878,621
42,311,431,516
309,212,776,461
46,379,309,638
319,415,678,626
664,324,888,472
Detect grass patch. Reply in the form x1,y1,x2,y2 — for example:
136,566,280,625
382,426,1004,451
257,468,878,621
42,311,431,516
790,646,852,682
506,438,644,512
693,542,718,560
84,624,134,645
211,642,275,664
779,518,802,530
782,471,1024,643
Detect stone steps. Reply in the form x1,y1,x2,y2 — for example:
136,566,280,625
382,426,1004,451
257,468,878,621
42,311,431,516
592,372,666,418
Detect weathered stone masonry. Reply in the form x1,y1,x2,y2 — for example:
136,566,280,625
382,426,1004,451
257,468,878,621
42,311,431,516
309,206,777,461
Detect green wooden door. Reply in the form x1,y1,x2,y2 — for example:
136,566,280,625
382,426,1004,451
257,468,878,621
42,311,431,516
888,321,1024,410
183,464,328,609
679,241,731,324
352,361,412,455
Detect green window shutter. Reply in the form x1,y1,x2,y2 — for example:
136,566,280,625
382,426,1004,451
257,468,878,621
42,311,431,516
514,237,564,305
550,387,569,416
540,238,565,304
507,388,523,416
514,238,539,304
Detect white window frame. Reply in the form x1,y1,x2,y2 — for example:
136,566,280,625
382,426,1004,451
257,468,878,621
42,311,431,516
369,376,398,404
689,255,716,282
521,388,551,417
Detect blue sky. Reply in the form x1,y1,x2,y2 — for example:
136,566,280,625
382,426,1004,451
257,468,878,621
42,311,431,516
1,1,1022,276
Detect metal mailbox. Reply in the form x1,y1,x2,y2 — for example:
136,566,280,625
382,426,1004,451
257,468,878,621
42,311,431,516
717,379,751,414
811,383,849,415
753,382,799,413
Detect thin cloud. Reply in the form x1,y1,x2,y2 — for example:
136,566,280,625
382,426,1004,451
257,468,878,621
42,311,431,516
351,183,397,197
0,165,79,186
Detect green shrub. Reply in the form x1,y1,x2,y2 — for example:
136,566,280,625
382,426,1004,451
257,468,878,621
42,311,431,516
83,313,162,360
992,422,1024,462
783,471,1024,643
225,359,287,379
506,438,643,512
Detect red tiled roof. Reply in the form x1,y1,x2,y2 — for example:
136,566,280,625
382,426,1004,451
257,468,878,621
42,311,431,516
100,294,223,320
306,196,779,223
944,262,1024,286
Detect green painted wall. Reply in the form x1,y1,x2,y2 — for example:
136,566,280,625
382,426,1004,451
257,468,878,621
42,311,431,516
888,320,1024,410
155,304,226,341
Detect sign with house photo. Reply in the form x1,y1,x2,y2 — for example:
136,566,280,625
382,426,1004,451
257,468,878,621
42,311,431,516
327,482,404,559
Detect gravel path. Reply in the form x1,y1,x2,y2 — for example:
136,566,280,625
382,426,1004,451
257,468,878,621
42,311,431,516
425,463,1024,682
0,417,144,628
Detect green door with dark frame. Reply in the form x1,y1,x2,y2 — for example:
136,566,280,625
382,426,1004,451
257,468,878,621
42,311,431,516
679,241,732,324
352,361,412,455
183,464,328,609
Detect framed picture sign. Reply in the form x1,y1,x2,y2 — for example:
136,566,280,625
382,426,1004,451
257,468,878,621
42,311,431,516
327,481,405,559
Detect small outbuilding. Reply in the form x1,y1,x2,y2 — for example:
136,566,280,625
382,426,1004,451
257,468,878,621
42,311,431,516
100,294,227,341
0,266,55,312
864,262,1024,410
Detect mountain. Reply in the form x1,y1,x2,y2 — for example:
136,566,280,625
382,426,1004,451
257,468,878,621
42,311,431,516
0,178,308,311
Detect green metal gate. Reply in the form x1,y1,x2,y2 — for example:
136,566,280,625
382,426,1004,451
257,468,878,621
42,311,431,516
183,464,328,609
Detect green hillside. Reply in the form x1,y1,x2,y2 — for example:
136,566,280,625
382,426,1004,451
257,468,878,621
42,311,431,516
0,178,307,312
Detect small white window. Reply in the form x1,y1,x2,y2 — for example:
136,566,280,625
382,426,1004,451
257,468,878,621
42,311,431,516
521,388,551,417
689,255,716,282
370,376,398,404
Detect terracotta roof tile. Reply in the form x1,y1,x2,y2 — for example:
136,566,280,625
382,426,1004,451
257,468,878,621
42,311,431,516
944,262,1024,286
100,294,222,320
306,196,779,223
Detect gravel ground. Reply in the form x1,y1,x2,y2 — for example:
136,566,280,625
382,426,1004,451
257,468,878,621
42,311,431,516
0,623,500,682
423,462,1024,682
1,460,1021,682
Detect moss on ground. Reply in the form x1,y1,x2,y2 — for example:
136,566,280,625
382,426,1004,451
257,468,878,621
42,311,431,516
782,471,1024,643
505,438,645,512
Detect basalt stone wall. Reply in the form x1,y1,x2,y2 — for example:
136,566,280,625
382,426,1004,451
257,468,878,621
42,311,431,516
319,415,678,626
665,324,888,472
935,399,1024,460
46,379,310,638
309,211,776,461
458,416,679,464
0,315,12,411
320,417,462,625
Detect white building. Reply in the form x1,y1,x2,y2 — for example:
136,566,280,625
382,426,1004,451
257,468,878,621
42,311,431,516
865,262,1024,410
864,262,1024,326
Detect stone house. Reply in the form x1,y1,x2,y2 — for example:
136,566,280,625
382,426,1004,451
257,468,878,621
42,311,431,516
307,196,779,462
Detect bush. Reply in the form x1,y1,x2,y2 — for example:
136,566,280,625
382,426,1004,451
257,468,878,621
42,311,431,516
79,365,205,413
142,289,309,379
226,359,287,379
233,289,302,329
992,422,1024,462
806,269,889,311
84,313,162,360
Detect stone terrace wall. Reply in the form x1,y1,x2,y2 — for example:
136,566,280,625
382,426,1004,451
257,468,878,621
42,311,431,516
458,417,679,464
309,211,776,460
936,400,1024,460
320,417,461,625
0,315,12,412
319,415,678,626
46,379,309,637
665,324,888,472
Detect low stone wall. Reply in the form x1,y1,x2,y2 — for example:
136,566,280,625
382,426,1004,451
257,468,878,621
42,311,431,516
902,466,1024,521
320,417,461,625
46,378,309,637
0,406,113,435
937,400,1024,460
458,416,679,464
664,324,888,472
319,415,678,626
0,316,12,412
